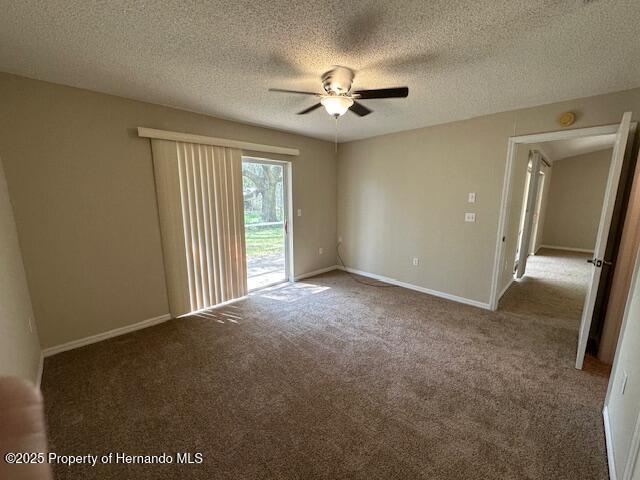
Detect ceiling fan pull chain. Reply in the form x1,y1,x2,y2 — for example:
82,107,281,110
334,116,339,153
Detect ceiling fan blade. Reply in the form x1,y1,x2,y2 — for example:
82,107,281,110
352,87,409,99
349,101,373,117
297,103,322,115
269,88,319,96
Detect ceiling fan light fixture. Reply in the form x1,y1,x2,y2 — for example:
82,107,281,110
270,66,408,118
320,95,354,116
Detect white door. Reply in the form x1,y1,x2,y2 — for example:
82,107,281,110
529,171,545,255
516,152,542,278
575,112,632,369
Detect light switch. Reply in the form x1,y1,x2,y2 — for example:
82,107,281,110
465,213,476,222
297,209,302,217
319,247,324,255
468,192,476,203
412,258,419,266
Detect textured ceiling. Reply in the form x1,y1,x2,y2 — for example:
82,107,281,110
1,0,639,142
539,134,615,161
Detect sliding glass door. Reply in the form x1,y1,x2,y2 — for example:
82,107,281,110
242,158,290,290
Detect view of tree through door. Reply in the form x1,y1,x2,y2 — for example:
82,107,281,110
242,159,289,290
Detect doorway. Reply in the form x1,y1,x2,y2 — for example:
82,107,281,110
242,157,292,291
490,113,635,369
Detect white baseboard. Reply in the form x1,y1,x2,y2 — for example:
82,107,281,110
42,313,172,358
294,265,339,281
498,277,515,301
539,244,594,254
337,266,491,310
35,352,44,390
603,406,617,480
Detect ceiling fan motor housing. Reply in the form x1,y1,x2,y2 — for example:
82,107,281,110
322,66,355,95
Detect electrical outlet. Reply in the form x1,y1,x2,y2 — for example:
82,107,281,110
297,209,302,217
468,192,476,203
465,212,476,222
621,370,628,395
412,257,419,266
319,247,324,255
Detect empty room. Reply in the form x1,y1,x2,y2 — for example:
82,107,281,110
2,1,640,479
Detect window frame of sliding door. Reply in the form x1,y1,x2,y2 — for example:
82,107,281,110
241,156,294,289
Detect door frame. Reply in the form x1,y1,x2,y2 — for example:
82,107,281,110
489,122,633,311
241,156,294,289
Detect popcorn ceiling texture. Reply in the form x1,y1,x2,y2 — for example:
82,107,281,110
1,0,639,142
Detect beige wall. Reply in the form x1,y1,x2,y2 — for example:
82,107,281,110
606,247,640,478
338,88,640,305
541,149,612,251
0,156,41,382
0,73,337,349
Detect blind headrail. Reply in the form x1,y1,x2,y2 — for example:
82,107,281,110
138,127,300,156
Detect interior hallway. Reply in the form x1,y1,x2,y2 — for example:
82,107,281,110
500,248,592,329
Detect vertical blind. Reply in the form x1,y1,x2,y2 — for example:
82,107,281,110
151,139,247,317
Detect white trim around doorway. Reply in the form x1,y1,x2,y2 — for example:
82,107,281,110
489,122,631,311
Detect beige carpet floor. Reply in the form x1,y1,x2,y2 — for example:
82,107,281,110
41,249,609,479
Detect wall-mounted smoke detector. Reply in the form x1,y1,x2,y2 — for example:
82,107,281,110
558,111,576,127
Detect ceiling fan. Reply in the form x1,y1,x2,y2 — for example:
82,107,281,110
269,66,409,118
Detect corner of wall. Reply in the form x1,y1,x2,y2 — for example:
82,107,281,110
0,155,43,384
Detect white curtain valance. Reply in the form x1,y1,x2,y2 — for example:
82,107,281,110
151,139,247,317
139,127,300,156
